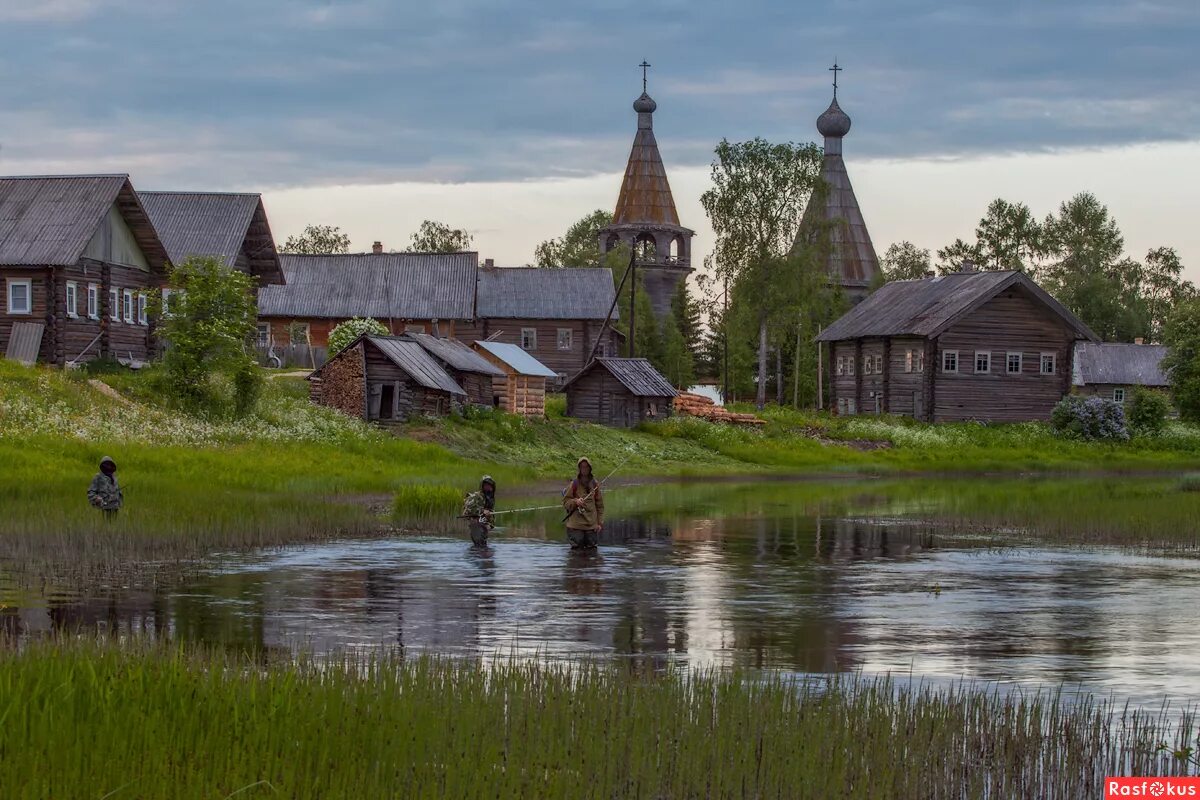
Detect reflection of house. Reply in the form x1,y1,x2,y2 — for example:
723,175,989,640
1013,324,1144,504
405,332,501,408
1073,341,1169,405
818,269,1098,422
473,340,557,417
563,357,677,427
0,175,169,366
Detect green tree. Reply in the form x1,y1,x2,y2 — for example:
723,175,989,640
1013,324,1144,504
671,280,702,362
328,318,389,355
281,224,351,255
534,210,612,267
700,137,824,408
406,220,473,253
151,256,261,418
1142,247,1196,343
936,199,1043,274
880,241,932,282
935,238,981,274
1162,298,1200,422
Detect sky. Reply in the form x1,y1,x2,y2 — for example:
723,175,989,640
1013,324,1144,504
1,0,1198,281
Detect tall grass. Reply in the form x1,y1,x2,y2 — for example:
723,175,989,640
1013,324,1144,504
392,483,464,520
0,641,1195,799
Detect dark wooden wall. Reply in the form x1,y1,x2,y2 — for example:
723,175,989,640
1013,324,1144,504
566,367,672,428
0,268,48,360
263,317,465,348
887,336,926,418
457,318,620,384
450,370,493,407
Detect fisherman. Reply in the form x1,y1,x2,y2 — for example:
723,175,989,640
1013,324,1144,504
462,475,497,547
87,456,123,520
563,457,604,550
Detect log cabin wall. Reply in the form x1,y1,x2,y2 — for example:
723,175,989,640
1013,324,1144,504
451,371,493,407
264,318,461,348
886,336,926,418
1075,383,1148,404
457,318,620,384
830,341,857,414
932,288,1076,422
859,338,886,414
0,268,49,361
59,260,135,364
565,368,612,424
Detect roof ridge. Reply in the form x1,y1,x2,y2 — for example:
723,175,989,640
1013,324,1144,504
0,173,130,180
140,190,261,198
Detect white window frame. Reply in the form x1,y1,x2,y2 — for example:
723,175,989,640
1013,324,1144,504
256,322,271,348
863,356,872,375
837,397,846,415
110,288,120,322
836,356,844,376
87,283,99,319
6,278,32,315
65,281,79,318
137,293,148,326
847,398,857,415
1040,352,1056,375
974,351,991,374
292,323,311,345
942,350,958,374
161,288,173,318
847,355,855,376
874,354,883,373
556,328,573,351
1006,352,1023,374
521,327,537,351
122,290,134,323
915,350,925,373
904,350,913,373
1113,387,1126,403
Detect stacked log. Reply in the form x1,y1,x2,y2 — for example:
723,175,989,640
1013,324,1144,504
673,392,766,427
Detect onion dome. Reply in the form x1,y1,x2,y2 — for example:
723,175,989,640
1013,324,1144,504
816,97,852,138
633,92,657,114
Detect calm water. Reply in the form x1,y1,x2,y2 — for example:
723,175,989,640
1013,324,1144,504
4,479,1199,705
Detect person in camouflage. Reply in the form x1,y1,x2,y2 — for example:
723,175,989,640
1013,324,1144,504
87,456,123,520
462,476,496,547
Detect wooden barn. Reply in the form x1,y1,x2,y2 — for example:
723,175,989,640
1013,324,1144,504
1073,341,1169,405
473,340,558,417
563,357,677,427
817,268,1098,422
0,175,169,366
307,334,466,427
404,332,502,407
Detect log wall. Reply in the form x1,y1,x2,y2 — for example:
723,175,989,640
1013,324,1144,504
457,318,620,384
566,367,672,427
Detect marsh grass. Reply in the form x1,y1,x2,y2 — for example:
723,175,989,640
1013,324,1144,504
0,641,1195,799
393,483,464,520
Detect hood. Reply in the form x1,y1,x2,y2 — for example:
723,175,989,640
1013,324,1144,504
100,456,116,468
480,475,496,490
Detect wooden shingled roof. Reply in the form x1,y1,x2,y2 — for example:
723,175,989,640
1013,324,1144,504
308,334,466,396
612,95,681,227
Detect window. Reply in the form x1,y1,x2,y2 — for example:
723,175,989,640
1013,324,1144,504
974,351,990,373
847,398,857,415
904,350,913,373
87,284,99,319
1040,353,1056,375
863,356,872,375
521,328,537,351
915,350,925,373
122,290,134,323
137,293,148,326
66,282,79,318
874,354,883,373
837,397,847,415
1006,352,1023,374
847,356,855,376
6,278,32,315
110,288,120,322
291,323,310,345
1113,387,1126,403
942,350,958,373
161,288,173,317
556,328,573,351
256,323,271,348
836,356,844,376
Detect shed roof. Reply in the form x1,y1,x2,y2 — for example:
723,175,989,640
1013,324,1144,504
258,252,478,320
474,340,558,378
0,174,168,269
1073,342,1169,387
816,270,1098,343
406,333,503,376
140,191,284,285
563,357,677,398
475,266,618,320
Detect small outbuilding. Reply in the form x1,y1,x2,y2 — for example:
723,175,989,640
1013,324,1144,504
473,340,558,417
405,332,502,408
308,334,466,427
1073,341,1170,405
562,357,677,428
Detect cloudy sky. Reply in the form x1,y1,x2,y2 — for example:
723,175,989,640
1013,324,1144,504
2,0,1198,278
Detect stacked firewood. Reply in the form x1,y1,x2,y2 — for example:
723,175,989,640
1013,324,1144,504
673,393,767,427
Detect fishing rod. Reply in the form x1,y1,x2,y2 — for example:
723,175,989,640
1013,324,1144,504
562,452,632,523
456,452,635,522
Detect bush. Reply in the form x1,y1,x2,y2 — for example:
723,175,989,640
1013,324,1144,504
1127,388,1171,435
1050,395,1129,441
328,318,389,355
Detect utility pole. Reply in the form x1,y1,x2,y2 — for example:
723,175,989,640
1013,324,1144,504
629,259,637,358
721,276,729,404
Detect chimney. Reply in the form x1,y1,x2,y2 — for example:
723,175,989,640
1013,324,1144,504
1134,337,1144,345
958,260,977,273
372,241,383,254
483,258,494,268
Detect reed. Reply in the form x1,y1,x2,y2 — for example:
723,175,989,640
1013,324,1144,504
392,483,465,519
0,641,1195,799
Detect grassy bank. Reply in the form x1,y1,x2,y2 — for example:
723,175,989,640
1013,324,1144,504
0,641,1195,799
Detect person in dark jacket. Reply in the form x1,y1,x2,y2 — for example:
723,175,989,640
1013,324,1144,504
462,475,497,547
87,456,123,519
563,457,603,549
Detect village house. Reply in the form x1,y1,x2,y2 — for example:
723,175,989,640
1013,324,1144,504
0,175,169,366
472,340,557,418
817,269,1098,422
1073,341,1170,405
404,332,502,408
563,357,677,428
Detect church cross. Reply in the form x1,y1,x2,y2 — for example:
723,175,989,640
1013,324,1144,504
829,60,842,98
639,60,651,92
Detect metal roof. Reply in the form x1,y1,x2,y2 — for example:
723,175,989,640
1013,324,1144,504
0,174,168,269
563,357,677,398
612,96,681,227
1073,342,1169,387
367,336,465,395
475,266,618,320
139,191,284,285
258,252,477,319
405,333,503,376
474,340,558,378
816,270,1098,343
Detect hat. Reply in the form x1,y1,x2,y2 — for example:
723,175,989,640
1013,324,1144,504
577,457,592,469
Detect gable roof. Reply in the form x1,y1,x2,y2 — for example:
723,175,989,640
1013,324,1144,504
258,252,478,320
1073,342,1169,387
312,334,465,395
563,357,677,398
816,270,1098,343
405,333,503,376
0,174,168,270
474,340,558,378
475,266,618,320
139,191,284,285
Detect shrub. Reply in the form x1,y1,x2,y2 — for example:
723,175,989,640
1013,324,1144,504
1162,298,1200,422
328,318,389,355
1050,395,1129,441
1127,388,1171,435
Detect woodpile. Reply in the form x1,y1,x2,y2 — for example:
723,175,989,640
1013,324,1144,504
673,393,766,427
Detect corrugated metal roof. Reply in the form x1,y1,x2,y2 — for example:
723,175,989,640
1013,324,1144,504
474,340,558,378
139,191,284,285
406,333,503,376
1073,343,1169,387
475,266,617,320
367,336,466,395
258,252,477,319
816,270,1098,343
564,357,677,397
0,174,168,267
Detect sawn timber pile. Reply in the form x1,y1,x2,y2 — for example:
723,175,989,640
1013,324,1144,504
673,393,766,427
